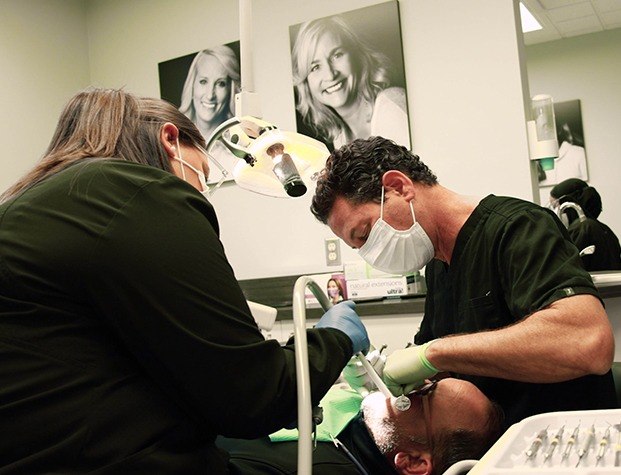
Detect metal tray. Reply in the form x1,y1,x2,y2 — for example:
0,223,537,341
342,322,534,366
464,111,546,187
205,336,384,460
470,409,621,474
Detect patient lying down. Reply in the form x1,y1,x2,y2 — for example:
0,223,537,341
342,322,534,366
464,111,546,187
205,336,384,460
218,378,504,475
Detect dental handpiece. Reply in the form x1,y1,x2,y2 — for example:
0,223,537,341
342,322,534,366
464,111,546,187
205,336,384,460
355,351,413,412
615,425,621,467
562,424,580,461
576,424,596,467
525,427,548,459
596,426,611,466
543,425,564,462
355,352,393,398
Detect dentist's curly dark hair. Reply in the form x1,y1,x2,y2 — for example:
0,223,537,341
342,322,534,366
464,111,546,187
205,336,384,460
310,136,438,224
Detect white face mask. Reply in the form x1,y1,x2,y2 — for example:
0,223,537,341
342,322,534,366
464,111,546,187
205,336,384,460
358,187,434,275
172,138,211,199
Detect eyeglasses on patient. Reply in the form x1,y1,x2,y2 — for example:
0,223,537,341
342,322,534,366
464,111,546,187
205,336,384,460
407,379,438,452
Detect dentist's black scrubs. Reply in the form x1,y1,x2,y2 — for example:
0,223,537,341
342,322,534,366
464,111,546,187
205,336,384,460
416,195,617,428
0,159,351,473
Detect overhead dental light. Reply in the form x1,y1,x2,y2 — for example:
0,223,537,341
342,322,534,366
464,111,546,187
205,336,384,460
204,0,329,198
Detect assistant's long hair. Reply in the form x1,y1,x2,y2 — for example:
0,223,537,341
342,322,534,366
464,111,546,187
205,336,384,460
291,16,391,143
179,46,240,125
1,88,205,202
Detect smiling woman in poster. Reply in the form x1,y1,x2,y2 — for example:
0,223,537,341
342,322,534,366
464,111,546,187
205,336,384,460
291,15,410,150
179,46,240,183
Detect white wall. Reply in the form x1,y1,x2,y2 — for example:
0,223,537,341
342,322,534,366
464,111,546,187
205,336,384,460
526,28,621,238
1,0,534,281
0,0,90,193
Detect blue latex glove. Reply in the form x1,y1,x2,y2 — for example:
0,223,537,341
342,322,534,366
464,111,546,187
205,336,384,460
316,300,370,355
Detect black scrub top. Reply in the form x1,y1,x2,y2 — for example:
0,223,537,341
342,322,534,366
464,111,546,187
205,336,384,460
567,218,621,271
219,415,397,474
0,159,351,473
416,195,617,428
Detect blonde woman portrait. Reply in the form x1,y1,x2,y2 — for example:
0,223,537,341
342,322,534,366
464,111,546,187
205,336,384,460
290,4,410,150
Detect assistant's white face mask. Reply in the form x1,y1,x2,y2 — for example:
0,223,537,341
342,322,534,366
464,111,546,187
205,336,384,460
358,187,434,275
172,138,210,199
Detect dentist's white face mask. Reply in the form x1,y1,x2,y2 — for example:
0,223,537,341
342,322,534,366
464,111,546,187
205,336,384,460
358,187,434,275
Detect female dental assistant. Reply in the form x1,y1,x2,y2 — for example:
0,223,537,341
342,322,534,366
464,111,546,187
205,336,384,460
0,88,368,473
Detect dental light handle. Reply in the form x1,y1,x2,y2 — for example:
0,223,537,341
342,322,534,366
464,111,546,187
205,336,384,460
356,351,392,400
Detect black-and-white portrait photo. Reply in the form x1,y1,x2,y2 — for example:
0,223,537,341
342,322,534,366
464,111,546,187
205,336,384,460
289,1,411,151
538,99,588,187
159,42,241,184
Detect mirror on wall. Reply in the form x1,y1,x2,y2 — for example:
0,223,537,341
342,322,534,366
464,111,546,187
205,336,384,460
521,0,621,271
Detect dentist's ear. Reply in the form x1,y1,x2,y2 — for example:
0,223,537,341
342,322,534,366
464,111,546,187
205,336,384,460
160,122,180,159
381,170,415,198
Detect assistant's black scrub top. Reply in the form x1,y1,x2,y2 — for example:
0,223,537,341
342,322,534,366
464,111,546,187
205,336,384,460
219,415,397,474
0,160,351,473
567,218,621,271
416,195,617,428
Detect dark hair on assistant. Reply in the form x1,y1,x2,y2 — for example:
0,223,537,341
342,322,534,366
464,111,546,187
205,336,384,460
1,88,205,202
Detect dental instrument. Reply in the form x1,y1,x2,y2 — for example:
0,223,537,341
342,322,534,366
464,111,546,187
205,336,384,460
543,425,564,462
596,425,611,466
525,426,548,460
615,423,621,466
355,351,417,413
562,423,580,461
576,423,595,467
355,352,392,399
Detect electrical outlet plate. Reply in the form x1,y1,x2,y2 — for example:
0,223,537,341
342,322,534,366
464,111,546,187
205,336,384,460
324,238,341,266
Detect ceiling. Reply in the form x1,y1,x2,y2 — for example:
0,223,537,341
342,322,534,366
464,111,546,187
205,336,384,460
522,0,621,44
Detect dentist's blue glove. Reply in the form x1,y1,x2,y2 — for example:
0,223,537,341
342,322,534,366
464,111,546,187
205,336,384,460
316,300,370,355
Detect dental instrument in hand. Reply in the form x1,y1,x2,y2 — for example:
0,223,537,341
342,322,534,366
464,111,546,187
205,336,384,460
614,423,621,467
355,351,400,400
525,426,548,460
596,425,611,466
355,351,412,412
543,425,564,463
576,423,596,467
562,423,580,461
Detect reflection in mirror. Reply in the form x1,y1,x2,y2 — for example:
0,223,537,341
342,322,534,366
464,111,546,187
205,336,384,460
520,0,621,269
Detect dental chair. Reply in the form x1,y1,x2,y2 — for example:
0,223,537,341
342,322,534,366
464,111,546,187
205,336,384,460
292,276,485,475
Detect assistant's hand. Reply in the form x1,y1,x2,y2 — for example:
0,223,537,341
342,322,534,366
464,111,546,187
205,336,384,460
342,346,386,397
316,300,370,355
382,341,440,396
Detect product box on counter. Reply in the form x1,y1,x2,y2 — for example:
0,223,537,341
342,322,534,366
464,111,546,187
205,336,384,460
343,261,425,299
346,276,408,299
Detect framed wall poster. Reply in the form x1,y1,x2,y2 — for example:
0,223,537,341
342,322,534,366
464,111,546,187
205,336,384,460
158,41,241,184
288,1,411,152
538,99,589,188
